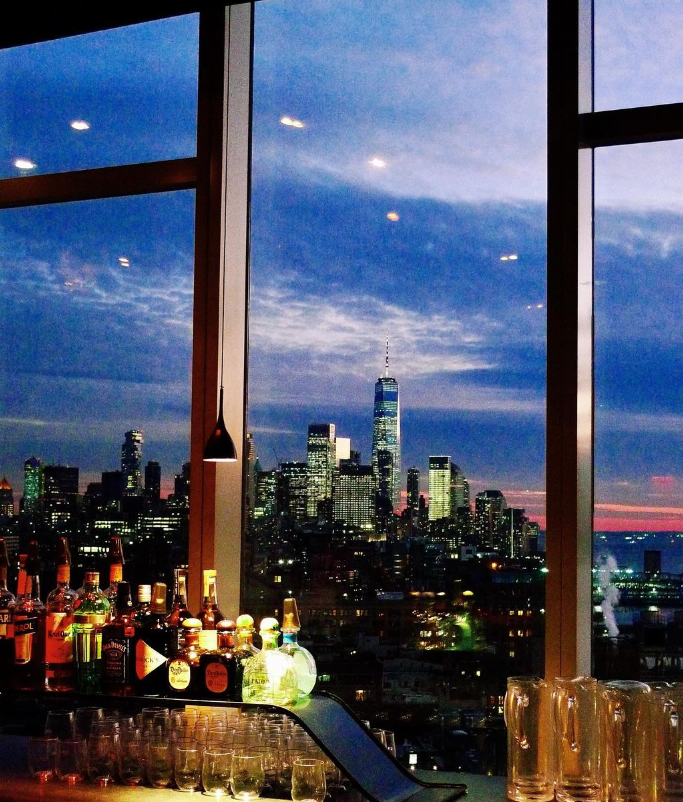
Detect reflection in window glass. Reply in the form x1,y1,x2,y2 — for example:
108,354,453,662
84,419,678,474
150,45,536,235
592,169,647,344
593,141,683,681
246,0,546,773
0,15,198,178
0,192,195,591
595,1,683,111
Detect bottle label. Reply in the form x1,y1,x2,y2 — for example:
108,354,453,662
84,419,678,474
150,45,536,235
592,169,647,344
110,565,123,584
56,565,70,584
135,638,167,679
168,658,191,691
0,610,12,640
205,660,229,694
73,612,107,627
45,612,74,664
14,615,38,664
103,638,129,683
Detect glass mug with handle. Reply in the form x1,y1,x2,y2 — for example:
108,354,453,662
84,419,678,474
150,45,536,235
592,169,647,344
553,676,601,802
504,676,554,802
648,683,683,802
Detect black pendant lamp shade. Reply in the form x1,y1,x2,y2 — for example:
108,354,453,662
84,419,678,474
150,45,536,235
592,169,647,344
203,387,237,462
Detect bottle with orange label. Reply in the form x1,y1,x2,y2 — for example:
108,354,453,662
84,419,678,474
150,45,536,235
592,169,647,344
166,618,203,697
199,618,237,700
13,541,46,691
133,582,173,696
44,536,78,691
0,539,16,691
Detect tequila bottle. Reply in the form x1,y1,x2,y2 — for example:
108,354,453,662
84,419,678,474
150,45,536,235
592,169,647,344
73,571,110,693
242,617,298,705
199,620,236,700
233,613,259,701
0,539,16,690
166,618,203,697
44,537,78,691
13,541,46,691
279,598,317,697
197,569,224,629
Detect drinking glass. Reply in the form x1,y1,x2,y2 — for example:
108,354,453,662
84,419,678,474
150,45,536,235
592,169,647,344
118,734,145,786
553,677,601,802
56,738,87,785
371,729,387,747
27,737,58,783
75,706,104,739
504,676,554,802
174,744,201,792
202,748,233,796
231,753,265,801
87,733,116,786
383,731,396,758
599,680,652,802
291,758,327,802
647,683,683,802
146,740,173,788
45,710,75,740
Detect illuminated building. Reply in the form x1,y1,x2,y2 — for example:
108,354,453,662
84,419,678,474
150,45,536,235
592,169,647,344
306,423,336,518
144,460,161,503
371,343,400,509
23,456,42,512
172,462,190,507
333,464,375,531
42,465,79,525
0,477,14,517
500,507,529,558
450,464,469,512
254,470,278,519
279,462,308,522
475,490,507,550
121,429,143,497
407,467,420,513
428,456,451,520
336,437,351,463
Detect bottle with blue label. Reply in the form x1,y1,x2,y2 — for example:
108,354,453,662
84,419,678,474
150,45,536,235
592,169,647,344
279,597,317,697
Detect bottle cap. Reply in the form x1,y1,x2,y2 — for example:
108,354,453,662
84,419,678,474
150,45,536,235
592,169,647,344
151,582,167,614
182,617,203,630
198,629,218,651
236,613,254,630
138,584,152,602
217,619,236,632
282,598,301,632
259,617,280,634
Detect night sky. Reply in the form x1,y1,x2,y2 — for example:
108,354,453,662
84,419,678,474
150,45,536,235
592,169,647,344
2,1,683,530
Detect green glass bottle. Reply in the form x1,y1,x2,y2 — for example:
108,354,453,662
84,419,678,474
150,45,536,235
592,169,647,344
73,570,110,693
241,617,298,705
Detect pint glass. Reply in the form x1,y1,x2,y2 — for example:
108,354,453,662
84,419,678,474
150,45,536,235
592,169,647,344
650,683,683,802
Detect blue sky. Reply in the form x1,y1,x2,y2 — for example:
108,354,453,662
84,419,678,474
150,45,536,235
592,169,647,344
1,2,683,529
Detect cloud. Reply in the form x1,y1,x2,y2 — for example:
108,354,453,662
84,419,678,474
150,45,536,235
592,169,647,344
0,417,47,427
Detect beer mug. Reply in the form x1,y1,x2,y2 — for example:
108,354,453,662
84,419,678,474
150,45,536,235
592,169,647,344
553,677,601,802
649,683,683,802
599,680,652,802
504,676,554,802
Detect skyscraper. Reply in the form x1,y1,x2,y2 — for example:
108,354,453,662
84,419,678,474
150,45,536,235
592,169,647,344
306,423,336,518
371,341,400,509
450,464,470,512
0,477,14,518
23,456,42,512
145,460,161,503
279,462,308,522
333,464,375,531
121,430,143,497
254,470,278,519
474,489,507,550
428,456,451,520
407,467,420,513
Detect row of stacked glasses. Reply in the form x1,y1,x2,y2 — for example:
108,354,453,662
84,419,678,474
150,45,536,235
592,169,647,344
28,704,344,796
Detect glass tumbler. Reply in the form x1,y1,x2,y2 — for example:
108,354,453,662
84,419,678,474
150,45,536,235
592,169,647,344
146,740,173,788
117,732,145,786
553,677,601,802
649,683,683,802
504,676,554,802
600,680,652,802
174,743,201,792
56,738,87,785
27,737,58,783
45,710,75,740
231,752,265,801
202,748,234,796
87,732,116,786
291,757,327,802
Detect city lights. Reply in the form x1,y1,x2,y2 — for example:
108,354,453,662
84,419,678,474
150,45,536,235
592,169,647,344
118,257,130,267
280,116,305,128
368,157,387,168
499,253,519,261
70,120,90,131
386,211,400,221
13,158,36,170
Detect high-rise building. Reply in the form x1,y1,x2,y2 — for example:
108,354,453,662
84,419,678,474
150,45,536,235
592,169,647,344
43,464,79,527
428,456,451,521
500,507,528,558
121,430,143,497
102,470,124,508
174,462,190,505
23,456,42,512
279,462,308,522
333,464,375,531
145,460,161,503
336,437,351,464
306,423,336,518
450,464,469,512
371,342,400,509
407,468,420,513
474,489,507,550
0,477,14,517
254,470,278,520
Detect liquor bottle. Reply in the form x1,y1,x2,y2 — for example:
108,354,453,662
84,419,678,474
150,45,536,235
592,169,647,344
103,536,125,613
101,581,136,695
13,541,46,691
199,619,236,700
242,618,298,705
0,539,16,691
44,537,78,691
197,570,224,630
166,618,203,697
16,553,27,597
166,568,193,650
279,598,317,697
133,582,173,696
233,613,260,701
134,584,152,624
73,571,110,694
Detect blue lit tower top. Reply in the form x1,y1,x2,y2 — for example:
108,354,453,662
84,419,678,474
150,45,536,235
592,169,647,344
371,338,401,509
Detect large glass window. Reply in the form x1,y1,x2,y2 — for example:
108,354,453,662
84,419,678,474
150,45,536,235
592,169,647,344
246,0,546,774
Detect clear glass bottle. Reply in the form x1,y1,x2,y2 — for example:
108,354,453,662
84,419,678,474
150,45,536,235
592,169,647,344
13,541,46,691
73,570,110,693
197,569,224,630
167,617,203,697
0,538,16,691
134,584,152,624
242,617,298,705
103,536,125,614
44,536,78,691
279,598,317,697
101,581,136,695
166,568,193,651
133,582,173,696
233,614,260,701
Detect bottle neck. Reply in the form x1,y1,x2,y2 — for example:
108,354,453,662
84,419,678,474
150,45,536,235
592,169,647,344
236,631,254,649
0,566,7,589
261,633,279,651
203,578,218,608
174,575,188,607
22,574,41,600
56,565,71,586
85,580,99,595
282,631,298,645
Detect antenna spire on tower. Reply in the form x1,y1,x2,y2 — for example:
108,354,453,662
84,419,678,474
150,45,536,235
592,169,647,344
385,335,390,377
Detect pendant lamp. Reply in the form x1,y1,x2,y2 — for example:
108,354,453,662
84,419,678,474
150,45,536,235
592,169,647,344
203,386,237,462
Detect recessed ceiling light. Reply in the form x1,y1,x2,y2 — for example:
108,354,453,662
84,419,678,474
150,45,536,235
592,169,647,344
280,116,305,128
368,157,387,168
70,120,90,131
14,158,36,170
386,212,400,221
